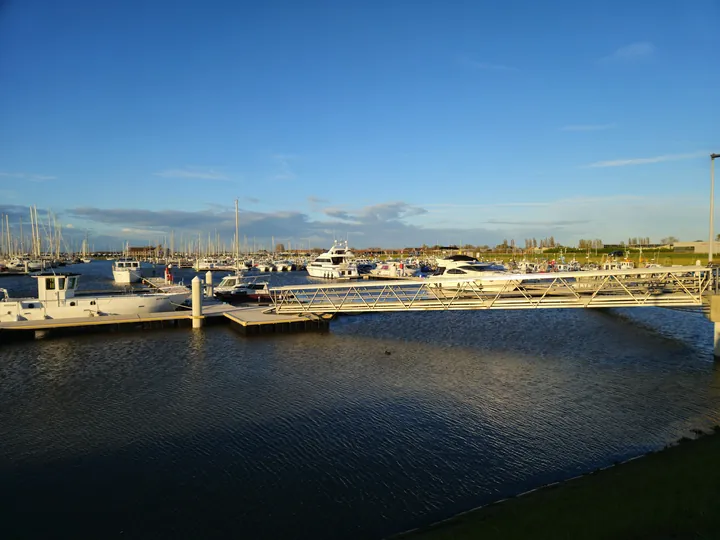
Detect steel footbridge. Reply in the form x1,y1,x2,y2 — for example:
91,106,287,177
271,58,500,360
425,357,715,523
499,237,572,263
269,266,716,315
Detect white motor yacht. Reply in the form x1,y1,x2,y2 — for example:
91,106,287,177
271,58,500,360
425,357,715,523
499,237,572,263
112,258,143,283
306,241,359,279
0,272,190,322
425,255,519,292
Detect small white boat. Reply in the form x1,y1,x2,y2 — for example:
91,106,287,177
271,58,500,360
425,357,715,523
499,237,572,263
0,272,190,322
112,258,143,283
601,259,635,270
370,261,416,278
8,257,44,272
274,260,295,272
306,241,359,279
214,274,271,303
254,260,276,272
81,258,93,264
194,257,235,272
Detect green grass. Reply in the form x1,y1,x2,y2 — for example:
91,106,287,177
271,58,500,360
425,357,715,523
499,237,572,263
401,431,720,540
496,252,706,267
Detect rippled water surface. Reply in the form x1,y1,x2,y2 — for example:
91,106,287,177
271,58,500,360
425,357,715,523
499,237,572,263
1,262,720,539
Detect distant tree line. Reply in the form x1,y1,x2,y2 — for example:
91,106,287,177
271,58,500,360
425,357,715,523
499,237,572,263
626,237,652,246
577,239,604,249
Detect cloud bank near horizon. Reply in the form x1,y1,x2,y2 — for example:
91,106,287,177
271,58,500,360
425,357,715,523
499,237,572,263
1,192,708,251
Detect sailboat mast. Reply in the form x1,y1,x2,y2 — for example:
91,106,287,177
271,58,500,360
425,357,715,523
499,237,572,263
234,199,240,260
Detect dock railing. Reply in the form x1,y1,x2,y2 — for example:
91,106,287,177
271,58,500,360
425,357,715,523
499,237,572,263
269,265,714,314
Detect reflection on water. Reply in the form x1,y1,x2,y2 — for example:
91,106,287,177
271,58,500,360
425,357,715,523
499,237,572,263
1,263,720,539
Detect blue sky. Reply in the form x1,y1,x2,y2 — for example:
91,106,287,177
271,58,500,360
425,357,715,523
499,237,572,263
0,0,718,250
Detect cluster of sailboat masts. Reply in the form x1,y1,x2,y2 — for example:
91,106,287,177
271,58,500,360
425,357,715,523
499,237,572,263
0,208,93,263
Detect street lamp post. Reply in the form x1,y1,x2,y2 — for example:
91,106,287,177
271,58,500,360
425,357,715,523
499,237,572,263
711,153,720,264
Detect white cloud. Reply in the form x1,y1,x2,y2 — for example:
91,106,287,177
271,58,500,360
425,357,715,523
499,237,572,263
586,151,708,168
561,124,615,132
56,192,709,249
154,168,229,180
601,42,655,62
459,56,519,72
424,202,550,209
0,172,56,181
121,227,166,236
272,154,297,180
308,196,328,204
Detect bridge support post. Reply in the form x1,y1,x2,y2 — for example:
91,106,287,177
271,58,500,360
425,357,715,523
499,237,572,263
192,276,204,329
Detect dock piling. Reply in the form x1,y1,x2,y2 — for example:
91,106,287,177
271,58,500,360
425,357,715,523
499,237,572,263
192,276,204,329
707,295,720,358
205,271,213,298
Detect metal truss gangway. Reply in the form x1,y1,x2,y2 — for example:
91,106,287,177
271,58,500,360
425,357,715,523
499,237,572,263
269,266,716,315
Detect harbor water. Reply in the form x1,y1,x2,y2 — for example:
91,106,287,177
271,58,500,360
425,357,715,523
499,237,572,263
1,262,719,539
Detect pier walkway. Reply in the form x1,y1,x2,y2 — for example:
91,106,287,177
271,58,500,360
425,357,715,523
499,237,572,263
269,265,716,314
0,303,325,340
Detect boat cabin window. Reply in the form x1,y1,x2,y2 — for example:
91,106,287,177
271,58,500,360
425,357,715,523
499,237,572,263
460,265,491,272
433,267,446,276
68,277,78,289
447,269,466,275
58,278,66,289
335,250,345,254
46,278,55,290
331,257,344,265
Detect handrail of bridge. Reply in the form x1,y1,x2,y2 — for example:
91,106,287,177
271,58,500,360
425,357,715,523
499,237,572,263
269,265,717,314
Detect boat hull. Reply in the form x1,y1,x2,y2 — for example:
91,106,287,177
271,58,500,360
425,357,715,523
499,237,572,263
0,292,190,322
214,290,249,303
306,265,359,279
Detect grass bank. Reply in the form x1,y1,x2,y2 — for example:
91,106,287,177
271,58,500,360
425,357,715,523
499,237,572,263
401,429,720,540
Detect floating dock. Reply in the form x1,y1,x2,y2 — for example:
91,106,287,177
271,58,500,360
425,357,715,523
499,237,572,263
0,302,329,343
